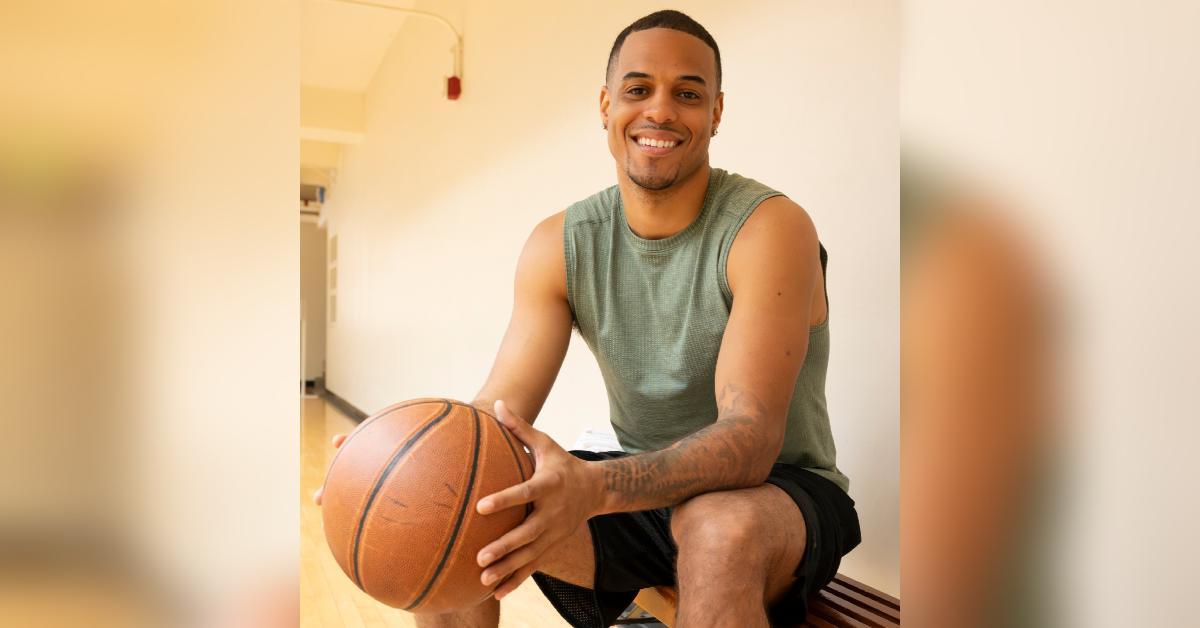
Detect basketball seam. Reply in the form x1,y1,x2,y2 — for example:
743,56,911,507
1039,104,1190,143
350,400,454,589
320,398,438,498
404,405,482,611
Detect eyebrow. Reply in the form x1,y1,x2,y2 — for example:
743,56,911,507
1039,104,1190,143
622,71,707,86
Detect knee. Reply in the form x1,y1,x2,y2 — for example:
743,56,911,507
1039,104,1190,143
670,491,772,559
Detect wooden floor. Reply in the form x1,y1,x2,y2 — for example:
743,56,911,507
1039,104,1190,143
300,396,572,628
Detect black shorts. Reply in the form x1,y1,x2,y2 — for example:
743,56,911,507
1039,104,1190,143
531,450,861,628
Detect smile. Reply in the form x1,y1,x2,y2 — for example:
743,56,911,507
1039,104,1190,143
636,137,678,149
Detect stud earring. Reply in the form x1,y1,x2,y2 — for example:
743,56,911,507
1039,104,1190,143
712,128,719,137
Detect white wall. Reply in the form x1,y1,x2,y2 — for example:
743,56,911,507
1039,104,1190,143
324,0,898,594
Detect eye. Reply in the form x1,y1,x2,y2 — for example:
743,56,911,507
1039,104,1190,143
625,86,648,97
679,91,701,100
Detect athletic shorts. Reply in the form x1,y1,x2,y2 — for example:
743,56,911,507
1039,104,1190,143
531,450,861,628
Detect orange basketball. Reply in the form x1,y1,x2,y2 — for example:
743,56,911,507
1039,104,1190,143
320,398,534,613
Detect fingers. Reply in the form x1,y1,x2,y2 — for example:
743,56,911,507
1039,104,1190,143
331,433,347,448
477,477,542,515
480,540,542,587
493,561,539,601
312,486,323,506
477,517,543,568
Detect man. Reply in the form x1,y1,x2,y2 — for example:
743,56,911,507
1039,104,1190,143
317,10,859,628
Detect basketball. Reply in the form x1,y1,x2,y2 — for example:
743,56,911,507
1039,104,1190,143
320,398,534,613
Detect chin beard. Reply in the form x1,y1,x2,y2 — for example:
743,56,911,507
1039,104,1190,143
629,172,675,191
626,161,677,191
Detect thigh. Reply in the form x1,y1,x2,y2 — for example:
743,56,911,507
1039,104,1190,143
760,464,862,624
535,515,595,588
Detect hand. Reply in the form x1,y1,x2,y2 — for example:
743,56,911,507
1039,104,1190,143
475,400,604,600
311,433,347,506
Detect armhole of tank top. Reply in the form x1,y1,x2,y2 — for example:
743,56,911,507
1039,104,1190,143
818,242,830,323
562,211,578,322
717,191,786,308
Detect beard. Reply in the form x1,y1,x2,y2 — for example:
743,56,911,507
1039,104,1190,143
624,156,681,191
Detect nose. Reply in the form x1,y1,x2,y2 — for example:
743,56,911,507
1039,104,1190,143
643,90,678,125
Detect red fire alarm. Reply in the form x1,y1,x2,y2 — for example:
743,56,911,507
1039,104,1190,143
447,76,462,100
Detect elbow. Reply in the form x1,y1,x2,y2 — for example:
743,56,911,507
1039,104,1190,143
747,427,784,486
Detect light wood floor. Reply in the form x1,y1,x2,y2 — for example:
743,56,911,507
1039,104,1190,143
300,396,572,628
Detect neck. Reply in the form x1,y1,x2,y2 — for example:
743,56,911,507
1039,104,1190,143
617,164,712,240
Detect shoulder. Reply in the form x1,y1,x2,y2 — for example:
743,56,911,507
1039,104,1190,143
727,196,820,293
522,211,566,266
515,211,567,298
732,196,818,258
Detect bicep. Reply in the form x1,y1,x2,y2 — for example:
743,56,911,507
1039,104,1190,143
714,198,820,443
476,213,572,423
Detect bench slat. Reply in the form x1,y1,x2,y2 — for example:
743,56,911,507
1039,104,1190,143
831,574,900,612
825,581,900,624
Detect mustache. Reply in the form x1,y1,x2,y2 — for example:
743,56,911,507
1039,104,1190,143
629,124,686,137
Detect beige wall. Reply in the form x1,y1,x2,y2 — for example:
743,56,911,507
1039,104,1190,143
323,0,898,594
301,219,328,381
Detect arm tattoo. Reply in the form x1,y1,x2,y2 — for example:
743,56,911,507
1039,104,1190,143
597,383,780,514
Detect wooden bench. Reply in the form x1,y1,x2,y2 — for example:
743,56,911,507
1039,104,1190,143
616,573,899,627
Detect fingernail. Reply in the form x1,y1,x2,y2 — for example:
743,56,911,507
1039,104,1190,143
482,571,495,585
478,499,492,513
479,552,494,566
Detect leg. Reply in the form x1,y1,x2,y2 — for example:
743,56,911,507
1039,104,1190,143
415,522,595,627
670,484,807,628
415,598,498,628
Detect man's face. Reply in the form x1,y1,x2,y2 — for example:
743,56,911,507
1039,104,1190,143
601,28,723,192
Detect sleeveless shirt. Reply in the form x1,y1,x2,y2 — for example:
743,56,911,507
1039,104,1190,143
563,168,849,492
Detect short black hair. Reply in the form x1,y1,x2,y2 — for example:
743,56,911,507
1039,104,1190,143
606,10,722,90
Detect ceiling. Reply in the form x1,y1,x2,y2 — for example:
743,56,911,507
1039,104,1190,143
301,0,414,92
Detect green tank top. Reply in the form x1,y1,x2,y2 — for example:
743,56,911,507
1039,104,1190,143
563,168,849,492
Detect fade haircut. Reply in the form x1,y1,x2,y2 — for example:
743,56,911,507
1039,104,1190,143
606,10,722,90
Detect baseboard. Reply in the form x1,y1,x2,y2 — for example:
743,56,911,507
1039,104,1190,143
322,388,368,423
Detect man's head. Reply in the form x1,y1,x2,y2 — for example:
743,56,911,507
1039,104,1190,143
601,11,723,192
606,10,722,91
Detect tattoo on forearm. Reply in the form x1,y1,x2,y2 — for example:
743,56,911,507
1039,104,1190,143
599,383,777,512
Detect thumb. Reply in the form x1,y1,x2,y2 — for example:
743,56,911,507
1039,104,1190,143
494,400,536,445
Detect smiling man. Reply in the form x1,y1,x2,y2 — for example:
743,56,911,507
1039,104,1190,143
467,10,861,627
317,9,860,628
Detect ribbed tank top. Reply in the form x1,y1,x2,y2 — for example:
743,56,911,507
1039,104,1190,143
563,168,849,492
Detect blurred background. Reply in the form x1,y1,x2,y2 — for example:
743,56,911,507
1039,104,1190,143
3,0,1198,626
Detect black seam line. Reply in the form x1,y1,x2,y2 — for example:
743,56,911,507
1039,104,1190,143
350,400,453,589
497,422,533,518
405,405,481,611
320,398,437,498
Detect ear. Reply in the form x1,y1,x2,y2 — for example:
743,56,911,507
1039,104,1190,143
712,91,724,132
599,85,611,128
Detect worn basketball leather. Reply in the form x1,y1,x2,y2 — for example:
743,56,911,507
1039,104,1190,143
321,398,534,613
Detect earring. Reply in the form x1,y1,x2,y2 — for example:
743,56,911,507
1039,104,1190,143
602,123,608,130
712,128,719,137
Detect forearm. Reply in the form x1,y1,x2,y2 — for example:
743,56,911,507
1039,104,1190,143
592,385,783,515
471,385,544,426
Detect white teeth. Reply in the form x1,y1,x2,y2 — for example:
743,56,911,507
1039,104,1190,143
638,138,677,149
